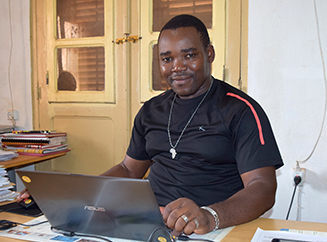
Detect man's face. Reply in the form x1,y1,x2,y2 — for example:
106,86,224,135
158,27,215,99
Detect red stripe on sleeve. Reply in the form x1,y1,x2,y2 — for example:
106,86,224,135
227,92,265,145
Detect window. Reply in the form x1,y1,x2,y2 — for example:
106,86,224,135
47,0,114,103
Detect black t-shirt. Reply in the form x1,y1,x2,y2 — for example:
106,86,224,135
127,78,283,206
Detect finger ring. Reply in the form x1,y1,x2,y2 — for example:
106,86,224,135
181,215,189,224
193,218,199,229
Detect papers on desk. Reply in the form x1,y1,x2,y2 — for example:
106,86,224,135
0,125,14,134
188,226,234,241
0,216,64,242
0,149,18,161
0,215,234,242
0,165,18,202
251,228,327,242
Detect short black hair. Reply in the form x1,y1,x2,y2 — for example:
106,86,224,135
158,14,210,50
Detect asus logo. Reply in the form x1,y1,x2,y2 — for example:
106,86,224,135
84,206,106,212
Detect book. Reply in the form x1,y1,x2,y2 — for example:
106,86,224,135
3,143,65,149
4,144,68,154
12,130,52,134
4,131,67,138
15,149,69,156
1,136,67,146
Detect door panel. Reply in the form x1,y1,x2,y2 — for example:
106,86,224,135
51,116,115,174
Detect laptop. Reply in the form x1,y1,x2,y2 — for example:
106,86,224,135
16,170,172,241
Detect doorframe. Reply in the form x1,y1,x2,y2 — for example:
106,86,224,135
224,0,248,92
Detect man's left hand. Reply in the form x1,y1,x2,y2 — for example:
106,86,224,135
161,198,215,235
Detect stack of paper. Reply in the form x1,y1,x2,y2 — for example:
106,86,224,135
0,125,14,134
0,149,18,161
0,165,18,202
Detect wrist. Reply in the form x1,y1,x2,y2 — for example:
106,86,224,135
201,206,220,231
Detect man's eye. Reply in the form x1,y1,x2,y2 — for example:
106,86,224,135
186,53,195,58
162,57,172,62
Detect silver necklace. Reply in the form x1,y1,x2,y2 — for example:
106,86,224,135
167,80,213,159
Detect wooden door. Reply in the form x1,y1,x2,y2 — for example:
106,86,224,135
31,0,135,175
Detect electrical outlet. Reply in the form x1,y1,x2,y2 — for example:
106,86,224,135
7,110,19,120
293,166,305,186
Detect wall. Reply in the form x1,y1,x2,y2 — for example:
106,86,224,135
248,0,327,223
0,0,32,131
0,0,33,191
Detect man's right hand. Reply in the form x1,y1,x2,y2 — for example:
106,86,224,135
16,188,30,203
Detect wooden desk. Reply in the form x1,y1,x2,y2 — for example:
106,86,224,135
0,212,326,242
221,217,327,242
0,153,66,170
0,212,34,242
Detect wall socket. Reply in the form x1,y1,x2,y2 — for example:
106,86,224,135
7,110,19,120
293,167,306,186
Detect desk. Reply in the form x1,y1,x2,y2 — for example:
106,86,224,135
0,153,67,170
0,212,33,242
0,212,326,242
1,153,67,191
221,218,327,242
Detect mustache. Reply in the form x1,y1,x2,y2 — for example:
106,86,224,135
170,73,193,80
172,72,187,78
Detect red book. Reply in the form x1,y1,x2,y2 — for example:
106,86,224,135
17,149,70,156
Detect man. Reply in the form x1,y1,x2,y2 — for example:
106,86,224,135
19,14,283,235
101,14,283,234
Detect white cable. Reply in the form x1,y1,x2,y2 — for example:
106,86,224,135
7,0,16,127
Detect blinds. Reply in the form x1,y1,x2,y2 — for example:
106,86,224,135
57,0,104,39
77,47,105,91
153,0,213,31
56,0,105,91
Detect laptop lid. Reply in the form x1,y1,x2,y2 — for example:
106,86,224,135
16,170,170,241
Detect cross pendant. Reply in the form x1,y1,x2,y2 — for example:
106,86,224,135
170,148,177,159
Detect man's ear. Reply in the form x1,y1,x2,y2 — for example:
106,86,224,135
207,45,215,63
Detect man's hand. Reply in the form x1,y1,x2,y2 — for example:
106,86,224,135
162,198,215,235
16,188,30,203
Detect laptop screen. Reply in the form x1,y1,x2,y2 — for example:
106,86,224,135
17,170,171,241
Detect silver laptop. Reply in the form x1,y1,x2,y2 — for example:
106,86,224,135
16,170,171,241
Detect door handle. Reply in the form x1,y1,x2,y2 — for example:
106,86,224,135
112,33,142,44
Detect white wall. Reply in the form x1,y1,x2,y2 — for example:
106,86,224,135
0,0,32,131
0,0,33,192
249,0,327,223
